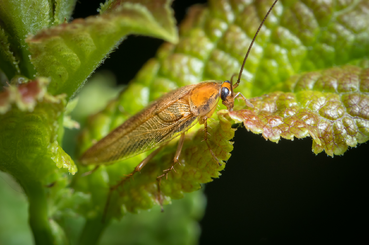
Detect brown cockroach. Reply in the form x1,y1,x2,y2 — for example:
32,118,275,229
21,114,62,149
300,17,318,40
80,0,279,209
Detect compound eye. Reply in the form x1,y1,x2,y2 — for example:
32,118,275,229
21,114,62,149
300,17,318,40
221,87,230,101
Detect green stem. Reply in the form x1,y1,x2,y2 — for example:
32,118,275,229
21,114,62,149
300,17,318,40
24,179,55,245
78,214,109,245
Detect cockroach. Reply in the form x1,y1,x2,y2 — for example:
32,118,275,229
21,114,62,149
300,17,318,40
80,0,279,208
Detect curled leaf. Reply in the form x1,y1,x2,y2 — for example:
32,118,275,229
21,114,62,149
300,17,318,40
230,66,369,156
0,78,77,180
53,0,77,25
100,0,177,42
0,0,54,78
26,0,178,100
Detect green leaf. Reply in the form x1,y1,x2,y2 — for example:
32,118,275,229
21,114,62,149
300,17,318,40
100,0,178,41
26,0,178,100
230,65,369,157
53,0,78,25
0,78,77,177
0,27,20,80
240,0,369,96
0,172,33,245
0,0,53,78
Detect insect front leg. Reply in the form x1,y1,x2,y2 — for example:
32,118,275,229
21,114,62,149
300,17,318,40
233,92,254,108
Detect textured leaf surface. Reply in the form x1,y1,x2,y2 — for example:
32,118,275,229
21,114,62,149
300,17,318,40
77,0,369,220
0,0,53,78
0,27,20,80
53,0,77,25
230,65,369,156
247,0,369,96
100,0,177,38
0,78,77,181
26,0,178,100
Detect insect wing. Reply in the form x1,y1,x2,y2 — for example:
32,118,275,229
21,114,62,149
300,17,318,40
80,84,199,165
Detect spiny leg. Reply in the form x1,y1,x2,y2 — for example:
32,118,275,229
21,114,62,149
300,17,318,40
112,145,165,190
157,133,186,180
103,145,164,221
203,118,222,166
229,73,253,109
156,132,186,210
234,92,254,108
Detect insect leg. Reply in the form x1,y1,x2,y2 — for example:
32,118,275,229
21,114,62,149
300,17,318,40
233,92,254,108
156,132,186,210
157,132,186,180
103,145,164,220
173,132,186,163
81,165,100,177
110,145,165,191
203,118,222,166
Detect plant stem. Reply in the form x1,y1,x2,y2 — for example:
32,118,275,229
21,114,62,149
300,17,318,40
78,214,109,245
24,179,55,244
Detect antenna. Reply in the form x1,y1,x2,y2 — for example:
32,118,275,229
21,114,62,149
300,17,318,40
235,0,279,87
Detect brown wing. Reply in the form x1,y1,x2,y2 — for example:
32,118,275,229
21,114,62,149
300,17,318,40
80,84,200,165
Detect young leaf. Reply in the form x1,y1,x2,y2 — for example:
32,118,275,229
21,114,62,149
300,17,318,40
230,65,369,156
26,0,178,100
0,78,77,178
0,27,20,80
0,0,53,78
53,0,77,25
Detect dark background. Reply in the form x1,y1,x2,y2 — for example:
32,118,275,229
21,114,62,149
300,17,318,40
74,1,369,244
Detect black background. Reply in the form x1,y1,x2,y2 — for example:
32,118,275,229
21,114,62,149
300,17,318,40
74,1,369,244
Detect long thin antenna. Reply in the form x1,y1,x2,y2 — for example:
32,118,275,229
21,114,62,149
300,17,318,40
235,0,279,86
